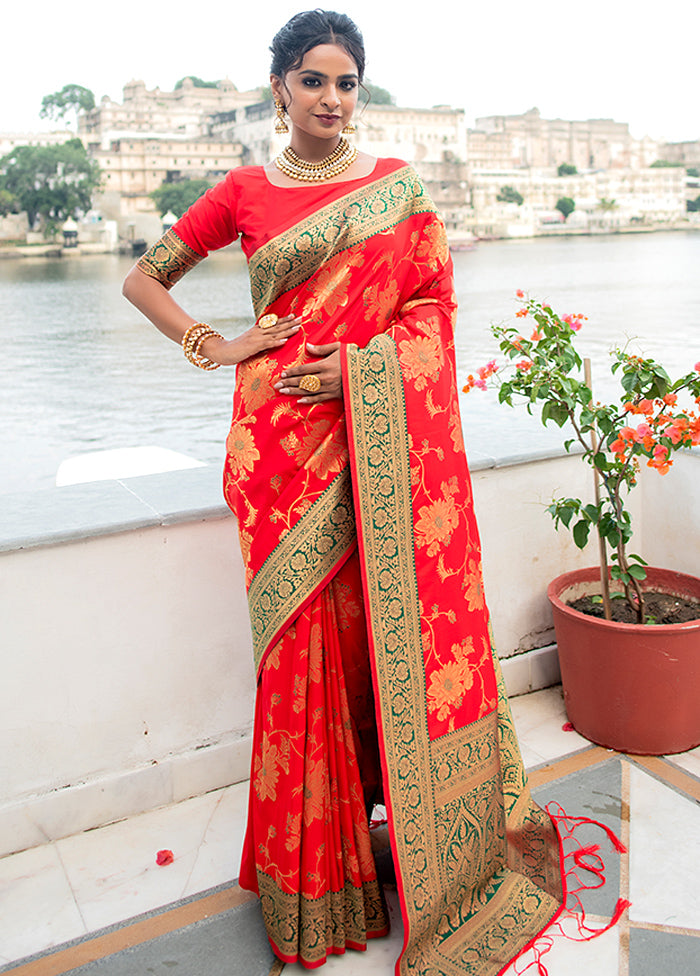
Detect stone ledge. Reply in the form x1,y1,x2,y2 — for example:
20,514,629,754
0,734,253,860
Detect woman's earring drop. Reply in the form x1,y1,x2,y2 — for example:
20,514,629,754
342,120,356,134
274,99,289,134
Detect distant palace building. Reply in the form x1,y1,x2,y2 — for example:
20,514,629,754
78,79,264,230
660,140,700,167
468,107,659,171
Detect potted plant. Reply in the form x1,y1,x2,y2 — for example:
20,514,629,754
464,293,700,754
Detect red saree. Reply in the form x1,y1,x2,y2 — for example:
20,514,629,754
137,160,565,973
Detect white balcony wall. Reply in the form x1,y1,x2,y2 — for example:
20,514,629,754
1,451,697,858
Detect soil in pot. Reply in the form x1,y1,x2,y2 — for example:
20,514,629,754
569,591,700,625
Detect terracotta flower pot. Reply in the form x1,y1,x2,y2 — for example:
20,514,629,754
547,566,700,755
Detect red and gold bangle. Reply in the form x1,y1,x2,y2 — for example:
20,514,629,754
181,323,223,370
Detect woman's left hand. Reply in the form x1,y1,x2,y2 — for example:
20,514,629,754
274,342,342,403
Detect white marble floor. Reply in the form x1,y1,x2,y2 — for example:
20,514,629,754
1,686,699,974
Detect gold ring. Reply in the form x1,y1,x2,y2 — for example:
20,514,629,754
257,313,279,330
299,374,321,394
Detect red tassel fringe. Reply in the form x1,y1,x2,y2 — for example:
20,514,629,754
501,801,631,975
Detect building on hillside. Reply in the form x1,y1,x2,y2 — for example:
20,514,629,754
0,130,75,156
208,101,276,165
91,136,243,223
80,78,264,144
76,79,263,236
469,107,657,171
465,166,687,237
659,140,700,167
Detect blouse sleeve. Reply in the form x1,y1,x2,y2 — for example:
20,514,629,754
137,170,241,289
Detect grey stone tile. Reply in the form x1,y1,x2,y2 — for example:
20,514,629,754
531,758,623,919
58,900,273,976
628,926,700,976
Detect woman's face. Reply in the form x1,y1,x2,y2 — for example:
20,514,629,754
272,43,360,143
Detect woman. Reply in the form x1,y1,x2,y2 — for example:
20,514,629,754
123,11,567,973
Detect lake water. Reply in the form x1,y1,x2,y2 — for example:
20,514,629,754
2,231,699,495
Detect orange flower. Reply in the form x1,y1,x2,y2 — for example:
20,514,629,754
635,423,655,451
427,658,474,722
226,423,260,479
647,444,671,475
415,491,460,556
399,332,444,390
254,735,286,802
237,358,276,413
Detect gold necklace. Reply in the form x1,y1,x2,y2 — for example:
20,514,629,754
275,137,358,183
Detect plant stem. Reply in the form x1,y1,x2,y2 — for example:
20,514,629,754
584,359,613,620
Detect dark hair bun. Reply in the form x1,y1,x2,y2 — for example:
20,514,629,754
270,9,365,81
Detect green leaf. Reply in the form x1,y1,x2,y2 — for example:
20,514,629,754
573,520,591,549
628,553,649,566
627,564,647,580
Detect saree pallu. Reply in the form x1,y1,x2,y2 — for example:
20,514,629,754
138,161,564,973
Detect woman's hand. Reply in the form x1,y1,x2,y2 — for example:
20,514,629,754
274,342,342,403
201,315,302,366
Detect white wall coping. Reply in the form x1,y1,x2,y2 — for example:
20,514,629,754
0,407,579,555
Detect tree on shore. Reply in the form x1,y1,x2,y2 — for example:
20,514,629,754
555,196,576,221
150,179,211,218
497,185,524,206
174,77,220,89
360,81,395,105
0,188,16,216
40,85,95,126
0,139,101,233
557,163,578,176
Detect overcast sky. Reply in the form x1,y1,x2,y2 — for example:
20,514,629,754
3,0,696,143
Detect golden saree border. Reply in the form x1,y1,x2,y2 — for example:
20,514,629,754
343,334,562,976
137,228,203,288
257,871,388,965
247,467,356,675
248,166,436,317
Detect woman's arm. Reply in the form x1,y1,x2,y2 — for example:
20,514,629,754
122,265,301,367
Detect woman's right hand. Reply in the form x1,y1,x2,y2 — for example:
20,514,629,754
201,315,302,366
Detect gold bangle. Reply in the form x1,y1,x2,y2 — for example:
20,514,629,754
182,322,223,370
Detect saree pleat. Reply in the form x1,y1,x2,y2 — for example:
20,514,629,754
241,554,388,967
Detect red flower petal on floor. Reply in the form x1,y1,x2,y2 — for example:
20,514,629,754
562,722,575,731
156,849,174,866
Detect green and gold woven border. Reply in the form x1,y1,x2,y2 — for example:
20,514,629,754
344,335,561,975
248,167,436,316
247,468,355,674
137,228,203,289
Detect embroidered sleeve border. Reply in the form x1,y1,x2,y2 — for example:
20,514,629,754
136,228,203,289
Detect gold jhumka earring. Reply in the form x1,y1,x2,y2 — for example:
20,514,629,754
342,120,356,134
274,99,289,134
